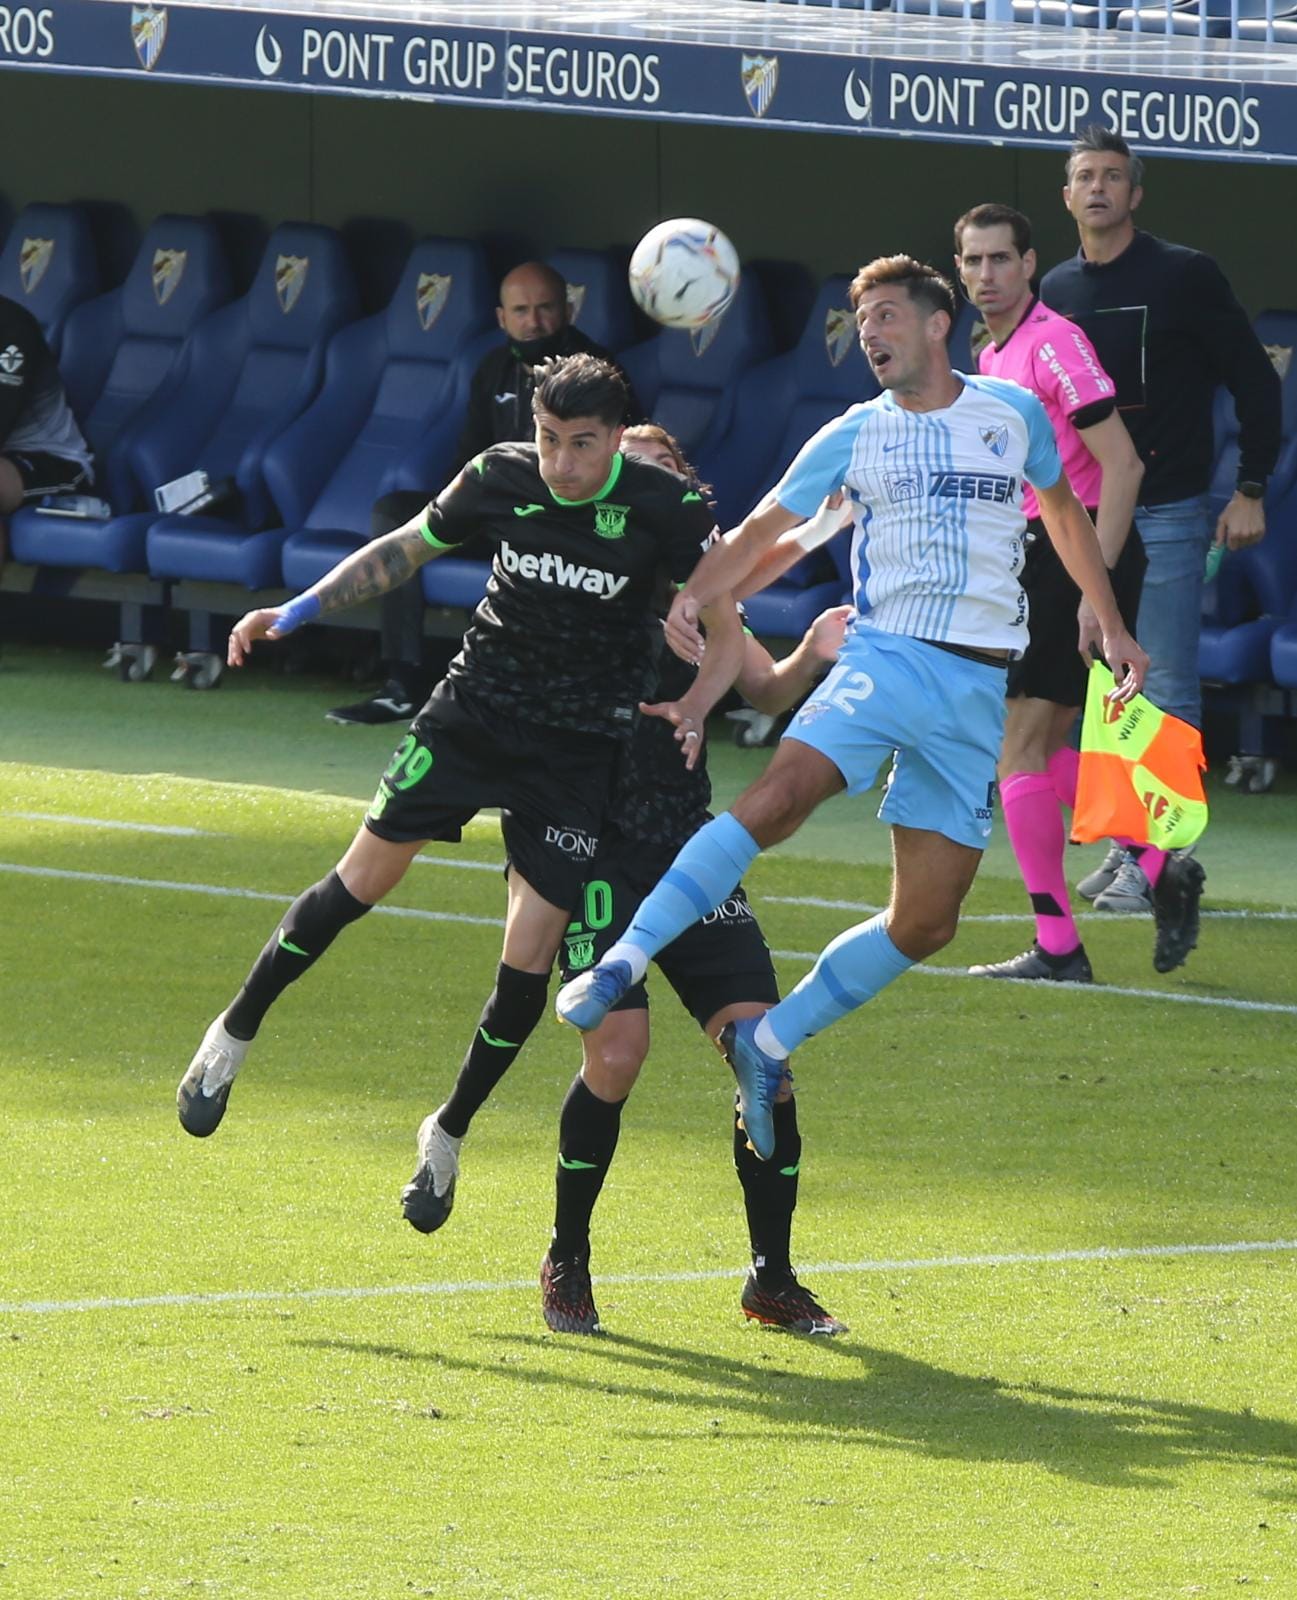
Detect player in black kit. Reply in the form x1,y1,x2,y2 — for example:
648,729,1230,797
541,424,851,1337
175,356,738,1230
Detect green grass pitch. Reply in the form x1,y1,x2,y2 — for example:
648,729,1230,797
2,645,1296,1598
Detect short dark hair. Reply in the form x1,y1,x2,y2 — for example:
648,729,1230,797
849,255,956,326
621,422,714,503
953,202,1033,258
531,353,628,428
1067,124,1144,188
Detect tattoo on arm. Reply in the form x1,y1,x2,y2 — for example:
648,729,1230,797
314,527,431,614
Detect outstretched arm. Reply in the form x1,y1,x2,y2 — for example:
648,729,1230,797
227,513,441,667
736,605,851,715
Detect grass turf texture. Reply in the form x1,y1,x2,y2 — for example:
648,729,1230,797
2,646,1297,1597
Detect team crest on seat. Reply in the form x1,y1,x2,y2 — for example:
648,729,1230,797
824,307,854,368
417,272,452,330
1265,344,1292,380
130,5,168,70
152,248,188,306
19,238,53,295
594,503,629,539
691,313,724,358
566,282,587,324
275,254,310,314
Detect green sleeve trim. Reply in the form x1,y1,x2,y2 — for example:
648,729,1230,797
418,516,454,550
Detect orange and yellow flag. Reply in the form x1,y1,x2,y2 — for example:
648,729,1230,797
1072,663,1208,850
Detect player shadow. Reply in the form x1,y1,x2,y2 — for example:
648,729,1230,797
294,1330,1297,1491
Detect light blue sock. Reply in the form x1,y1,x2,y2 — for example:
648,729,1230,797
611,813,760,968
764,915,914,1053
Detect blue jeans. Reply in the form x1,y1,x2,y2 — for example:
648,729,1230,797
1134,494,1213,729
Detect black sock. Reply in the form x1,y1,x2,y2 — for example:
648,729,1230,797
735,1093,801,1282
551,1075,625,1262
224,870,371,1040
438,963,550,1138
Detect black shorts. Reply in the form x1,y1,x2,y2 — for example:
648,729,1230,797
8,451,92,500
363,678,619,911
558,830,779,1031
1008,519,1146,707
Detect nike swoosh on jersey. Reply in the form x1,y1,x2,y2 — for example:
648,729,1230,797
494,391,517,403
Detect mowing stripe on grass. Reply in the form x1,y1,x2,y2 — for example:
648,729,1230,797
4,1237,1295,1319
5,859,1297,1017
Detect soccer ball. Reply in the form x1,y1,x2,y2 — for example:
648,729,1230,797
628,219,741,331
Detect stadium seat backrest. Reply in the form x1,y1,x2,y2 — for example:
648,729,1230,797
126,222,358,527
0,202,99,354
617,276,774,456
266,237,495,531
1208,313,1297,506
56,216,232,509
548,248,639,353
706,275,879,520
949,296,991,376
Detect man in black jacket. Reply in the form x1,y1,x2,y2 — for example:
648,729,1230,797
329,261,640,725
1040,124,1280,932
0,295,95,563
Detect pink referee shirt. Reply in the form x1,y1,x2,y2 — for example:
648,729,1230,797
976,297,1115,519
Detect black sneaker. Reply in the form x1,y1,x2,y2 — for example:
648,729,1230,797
968,942,1093,982
326,680,416,726
540,1252,601,1334
741,1269,847,1335
400,1111,461,1234
1152,851,1206,973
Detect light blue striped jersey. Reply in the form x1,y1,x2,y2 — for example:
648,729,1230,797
775,373,1063,652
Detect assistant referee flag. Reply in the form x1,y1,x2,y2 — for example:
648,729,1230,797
1072,663,1208,851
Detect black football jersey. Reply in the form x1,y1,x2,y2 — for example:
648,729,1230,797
607,645,712,848
422,443,716,738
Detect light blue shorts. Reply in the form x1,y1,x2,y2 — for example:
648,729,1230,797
783,626,1007,850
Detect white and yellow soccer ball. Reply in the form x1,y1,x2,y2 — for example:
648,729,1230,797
628,219,741,331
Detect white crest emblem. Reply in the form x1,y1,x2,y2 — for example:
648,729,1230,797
741,55,779,119
416,272,452,331
19,237,54,296
1265,343,1292,381
566,282,587,324
824,307,855,368
981,424,1009,458
275,254,309,315
130,5,168,71
151,247,187,306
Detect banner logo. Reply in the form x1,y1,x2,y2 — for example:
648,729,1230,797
255,25,284,77
843,68,871,123
130,5,168,71
741,54,778,119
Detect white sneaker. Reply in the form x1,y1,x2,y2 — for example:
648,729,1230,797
1076,842,1125,901
401,1108,462,1234
177,1014,250,1137
1092,855,1153,914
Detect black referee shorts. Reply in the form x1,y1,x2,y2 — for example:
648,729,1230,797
558,829,779,1031
1009,518,1146,707
363,678,619,912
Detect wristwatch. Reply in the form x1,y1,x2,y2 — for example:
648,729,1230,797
1237,480,1266,500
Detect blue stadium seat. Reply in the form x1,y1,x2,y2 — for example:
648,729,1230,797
143,223,359,590
1208,314,1297,514
949,297,991,376
617,275,774,460
9,217,233,575
421,555,493,612
1199,523,1297,685
548,248,639,354
705,276,876,637
1269,590,1297,686
0,202,99,355
275,237,496,592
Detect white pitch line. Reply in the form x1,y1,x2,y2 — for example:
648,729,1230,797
4,1237,1295,1319
764,893,1297,923
5,860,1295,1015
7,811,216,838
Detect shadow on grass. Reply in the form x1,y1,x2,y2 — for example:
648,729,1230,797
294,1331,1297,1490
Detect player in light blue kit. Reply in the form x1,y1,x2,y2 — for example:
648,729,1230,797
556,255,1148,1159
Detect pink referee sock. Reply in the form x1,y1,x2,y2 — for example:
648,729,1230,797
1001,770,1081,957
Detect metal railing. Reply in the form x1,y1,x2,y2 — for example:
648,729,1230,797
746,0,1284,38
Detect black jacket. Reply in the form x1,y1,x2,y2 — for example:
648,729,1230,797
1040,231,1280,506
455,324,643,466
